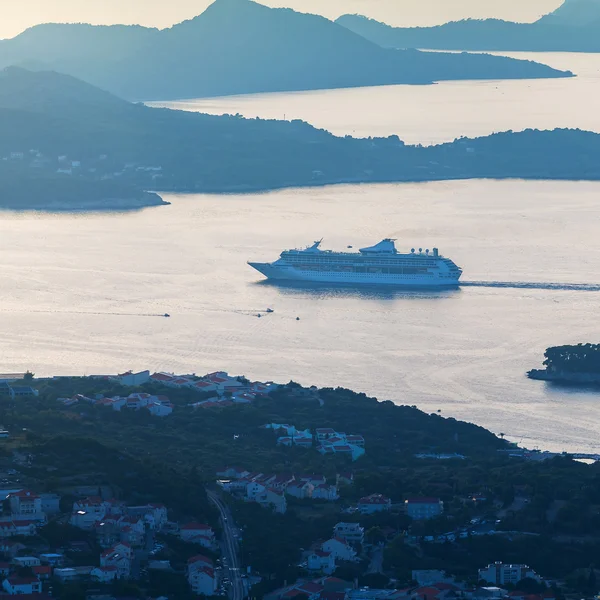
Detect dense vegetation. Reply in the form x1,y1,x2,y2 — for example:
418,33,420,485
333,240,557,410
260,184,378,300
337,1,600,53
0,0,568,101
529,343,600,383
542,344,600,374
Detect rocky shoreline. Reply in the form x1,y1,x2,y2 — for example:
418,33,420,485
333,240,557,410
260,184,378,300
528,369,600,384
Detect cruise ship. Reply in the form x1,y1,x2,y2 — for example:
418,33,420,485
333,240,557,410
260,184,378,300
248,239,462,287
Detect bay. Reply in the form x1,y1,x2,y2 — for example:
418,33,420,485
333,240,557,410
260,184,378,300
149,52,600,145
1,179,600,454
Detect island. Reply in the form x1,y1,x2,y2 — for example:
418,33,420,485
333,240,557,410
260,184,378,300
528,343,600,384
0,369,600,599
337,0,600,53
0,0,571,102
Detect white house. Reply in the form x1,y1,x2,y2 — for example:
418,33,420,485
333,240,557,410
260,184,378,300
307,550,336,574
312,484,339,501
100,543,132,578
478,562,542,586
146,401,173,417
256,488,287,514
111,370,150,387
8,490,44,520
286,482,314,499
71,496,110,529
405,498,444,521
188,566,216,596
2,576,42,595
11,520,37,536
180,523,215,545
358,494,392,515
246,482,267,500
91,565,119,583
322,537,357,561
216,467,250,480
334,522,365,544
12,556,40,568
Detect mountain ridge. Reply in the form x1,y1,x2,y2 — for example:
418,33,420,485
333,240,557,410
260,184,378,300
337,0,600,52
0,0,571,101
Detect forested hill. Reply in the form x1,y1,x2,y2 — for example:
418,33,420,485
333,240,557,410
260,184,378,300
336,0,600,52
0,0,570,101
4,68,600,209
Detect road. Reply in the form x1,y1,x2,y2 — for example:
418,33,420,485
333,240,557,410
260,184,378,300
208,490,245,600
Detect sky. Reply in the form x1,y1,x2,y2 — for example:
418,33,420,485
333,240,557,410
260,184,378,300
0,0,564,39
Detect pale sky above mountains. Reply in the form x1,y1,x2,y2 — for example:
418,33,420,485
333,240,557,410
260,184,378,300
0,0,564,39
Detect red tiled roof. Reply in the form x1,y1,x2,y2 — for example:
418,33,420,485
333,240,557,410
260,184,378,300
7,576,39,584
359,494,390,504
188,554,213,566
297,582,325,593
282,590,309,598
8,490,39,499
151,373,174,381
181,522,212,531
32,566,51,575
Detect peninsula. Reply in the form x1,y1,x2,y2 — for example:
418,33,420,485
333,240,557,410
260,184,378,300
337,0,600,53
528,343,600,384
0,0,571,101
4,67,600,210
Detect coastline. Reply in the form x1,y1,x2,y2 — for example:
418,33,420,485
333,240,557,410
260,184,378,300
528,368,600,385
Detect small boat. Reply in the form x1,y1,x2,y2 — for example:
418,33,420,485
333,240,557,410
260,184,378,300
257,314,262,318
266,308,274,313
163,313,170,318
296,317,300,321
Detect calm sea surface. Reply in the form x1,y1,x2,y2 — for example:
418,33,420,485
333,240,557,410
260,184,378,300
150,52,600,145
4,52,600,454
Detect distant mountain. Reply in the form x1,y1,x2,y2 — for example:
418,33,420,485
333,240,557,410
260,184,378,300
337,0,600,52
0,0,570,101
3,68,600,212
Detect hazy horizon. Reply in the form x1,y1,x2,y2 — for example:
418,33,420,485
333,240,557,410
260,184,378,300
1,0,563,39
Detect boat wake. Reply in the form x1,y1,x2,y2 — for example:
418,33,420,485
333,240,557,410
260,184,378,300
461,281,600,292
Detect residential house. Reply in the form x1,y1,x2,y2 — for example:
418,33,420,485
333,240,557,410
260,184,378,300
358,494,392,514
286,482,314,499
117,515,145,546
312,484,339,501
187,555,216,596
322,537,357,561
0,542,25,558
91,565,119,583
95,520,119,548
54,568,78,582
345,435,365,448
216,467,250,480
405,498,444,521
269,474,296,491
333,523,365,544
8,490,44,521
12,557,40,568
0,523,16,539
307,551,336,575
246,482,267,500
32,566,52,580
11,521,37,537
190,380,219,394
111,370,150,386
40,493,61,515
316,429,338,442
100,543,132,578
0,565,9,578
70,496,110,529
180,523,215,548
188,566,216,596
2,577,42,595
39,554,64,567
256,488,287,514
478,562,541,586
295,582,325,598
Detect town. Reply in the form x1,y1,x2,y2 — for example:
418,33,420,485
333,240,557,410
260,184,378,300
0,370,595,600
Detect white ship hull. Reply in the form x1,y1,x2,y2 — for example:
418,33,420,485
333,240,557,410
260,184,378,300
248,262,461,287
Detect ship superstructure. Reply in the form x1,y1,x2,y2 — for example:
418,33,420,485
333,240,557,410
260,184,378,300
248,239,462,287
